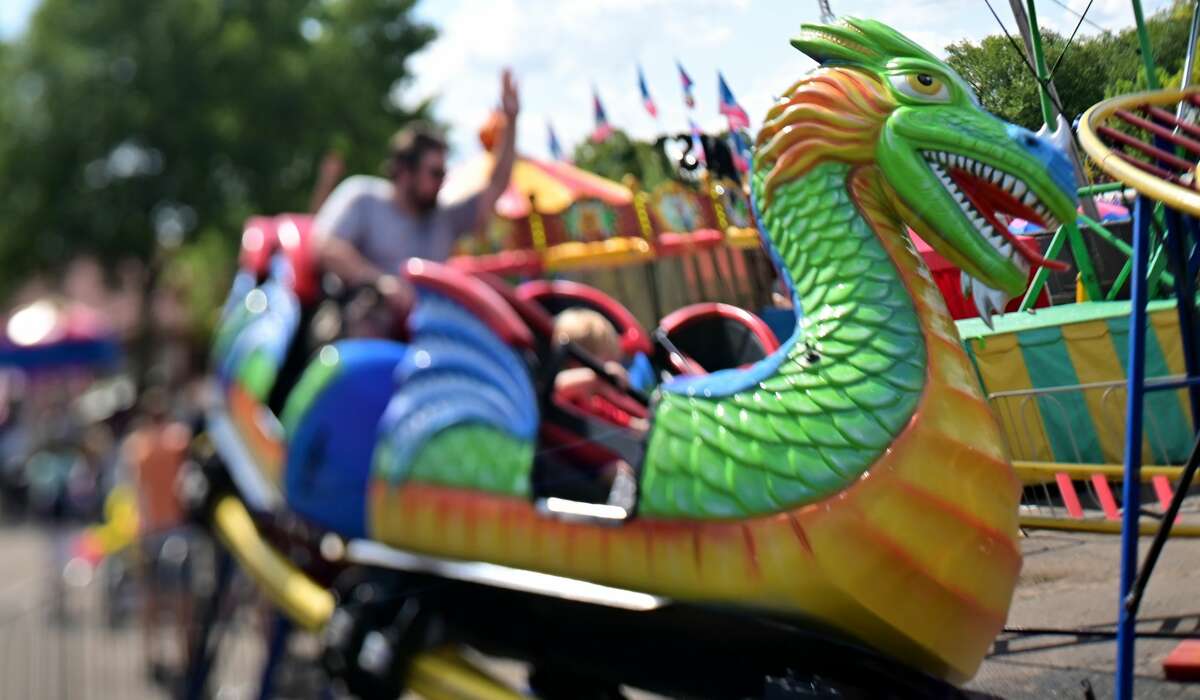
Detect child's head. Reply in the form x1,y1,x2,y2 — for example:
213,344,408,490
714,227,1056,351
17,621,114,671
553,308,622,363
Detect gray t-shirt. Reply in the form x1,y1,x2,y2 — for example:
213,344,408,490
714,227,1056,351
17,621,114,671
313,175,481,272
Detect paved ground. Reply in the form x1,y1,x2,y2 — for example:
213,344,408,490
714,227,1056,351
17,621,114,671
3,522,1200,698
968,529,1200,699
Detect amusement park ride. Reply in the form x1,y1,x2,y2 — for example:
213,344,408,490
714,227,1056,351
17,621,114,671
171,3,1200,698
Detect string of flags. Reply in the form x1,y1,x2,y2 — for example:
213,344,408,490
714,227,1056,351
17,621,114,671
565,62,751,175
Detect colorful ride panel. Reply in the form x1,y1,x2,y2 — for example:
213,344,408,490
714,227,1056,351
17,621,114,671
207,18,1086,685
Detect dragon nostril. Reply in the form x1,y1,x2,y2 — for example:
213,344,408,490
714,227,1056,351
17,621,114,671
1023,135,1038,147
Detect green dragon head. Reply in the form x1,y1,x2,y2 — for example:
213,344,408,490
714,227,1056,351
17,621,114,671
758,18,1078,321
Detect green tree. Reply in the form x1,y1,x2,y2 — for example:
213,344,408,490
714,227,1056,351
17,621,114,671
572,130,674,191
944,1,1195,130
0,0,436,298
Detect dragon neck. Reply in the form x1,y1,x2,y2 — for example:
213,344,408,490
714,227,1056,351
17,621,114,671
771,161,930,366
640,160,932,519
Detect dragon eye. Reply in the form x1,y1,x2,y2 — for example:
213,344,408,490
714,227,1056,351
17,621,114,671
889,72,951,103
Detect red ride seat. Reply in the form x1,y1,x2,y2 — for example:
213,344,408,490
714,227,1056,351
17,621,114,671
515,279,652,357
656,302,780,375
403,259,535,350
239,214,322,307
240,217,280,280
274,215,321,306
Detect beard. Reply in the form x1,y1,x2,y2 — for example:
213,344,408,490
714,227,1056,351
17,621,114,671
408,189,438,214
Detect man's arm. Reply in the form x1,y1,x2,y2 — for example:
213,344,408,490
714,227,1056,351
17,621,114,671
319,236,384,286
473,69,520,232
308,151,345,214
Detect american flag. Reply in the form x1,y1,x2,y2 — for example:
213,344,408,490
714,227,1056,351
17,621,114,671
718,72,750,131
547,121,565,161
638,65,658,118
677,60,695,109
591,87,614,143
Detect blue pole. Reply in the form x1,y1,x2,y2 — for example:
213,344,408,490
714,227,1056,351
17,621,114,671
184,549,235,700
1116,195,1153,700
257,612,293,700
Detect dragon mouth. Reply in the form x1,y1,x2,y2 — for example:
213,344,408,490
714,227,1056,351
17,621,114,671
922,150,1068,274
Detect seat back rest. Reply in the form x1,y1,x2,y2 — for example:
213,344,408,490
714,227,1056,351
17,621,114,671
658,303,780,373
515,279,652,356
473,272,556,340
660,302,779,353
403,259,535,350
274,214,321,306
240,217,280,280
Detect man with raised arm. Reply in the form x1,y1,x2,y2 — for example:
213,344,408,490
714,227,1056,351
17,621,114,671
314,69,520,315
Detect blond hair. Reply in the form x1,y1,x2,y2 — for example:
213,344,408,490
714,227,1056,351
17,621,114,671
553,308,622,362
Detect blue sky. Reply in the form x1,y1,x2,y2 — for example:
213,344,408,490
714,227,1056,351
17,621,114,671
1,0,1175,163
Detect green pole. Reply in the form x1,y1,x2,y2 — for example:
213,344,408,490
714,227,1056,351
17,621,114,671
1077,182,1127,196
1020,227,1067,310
1107,259,1133,301
1131,0,1160,90
1066,222,1104,301
1017,0,1102,301
1024,0,1057,125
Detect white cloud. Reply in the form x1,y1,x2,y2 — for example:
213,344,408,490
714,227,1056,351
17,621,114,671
404,0,1175,165
0,0,39,39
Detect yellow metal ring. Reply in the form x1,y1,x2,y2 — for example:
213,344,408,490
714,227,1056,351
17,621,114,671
1020,515,1200,537
1013,460,1186,484
1077,87,1200,217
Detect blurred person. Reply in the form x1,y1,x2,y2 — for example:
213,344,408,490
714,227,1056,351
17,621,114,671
551,309,642,510
122,386,193,684
314,69,520,324
552,309,633,409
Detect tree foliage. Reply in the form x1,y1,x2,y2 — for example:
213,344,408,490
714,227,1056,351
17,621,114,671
0,0,436,295
571,130,675,191
944,1,1195,130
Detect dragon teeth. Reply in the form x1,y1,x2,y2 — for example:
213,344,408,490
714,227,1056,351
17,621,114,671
921,149,1052,274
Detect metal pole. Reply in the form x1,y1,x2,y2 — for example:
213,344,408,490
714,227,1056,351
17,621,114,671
1012,0,1104,295
1131,0,1161,90
1115,195,1154,700
817,0,836,24
1164,207,1200,426
1178,2,1200,129
1126,429,1200,618
1019,227,1066,310
1180,2,1199,94
1077,182,1129,196
184,550,236,700
1020,0,1056,126
257,613,294,700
